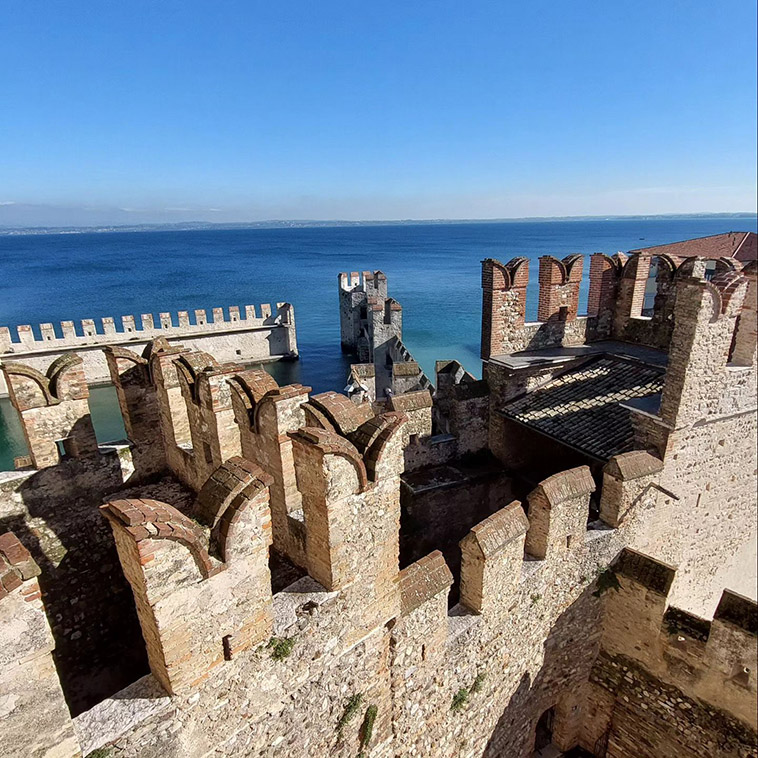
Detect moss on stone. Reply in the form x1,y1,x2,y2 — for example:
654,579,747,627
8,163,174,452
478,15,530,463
267,636,295,661
451,688,469,712
336,693,363,738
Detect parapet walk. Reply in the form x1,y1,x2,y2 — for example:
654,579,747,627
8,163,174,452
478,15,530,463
0,301,298,396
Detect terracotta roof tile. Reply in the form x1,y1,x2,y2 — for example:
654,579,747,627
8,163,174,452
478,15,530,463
629,232,756,263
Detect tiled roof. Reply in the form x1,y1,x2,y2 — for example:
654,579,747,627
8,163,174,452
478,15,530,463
629,232,756,263
499,356,665,460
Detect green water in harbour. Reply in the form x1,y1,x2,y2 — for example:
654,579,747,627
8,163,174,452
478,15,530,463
0,386,127,471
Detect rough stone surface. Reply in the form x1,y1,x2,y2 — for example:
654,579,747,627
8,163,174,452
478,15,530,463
0,244,755,758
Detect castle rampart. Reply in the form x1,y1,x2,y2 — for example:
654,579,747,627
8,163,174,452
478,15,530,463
0,243,755,758
0,301,298,396
338,270,433,402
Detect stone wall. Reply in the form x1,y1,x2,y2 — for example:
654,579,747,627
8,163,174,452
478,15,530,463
0,255,755,758
581,550,757,758
0,302,298,396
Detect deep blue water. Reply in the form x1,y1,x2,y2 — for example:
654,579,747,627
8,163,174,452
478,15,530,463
1,216,755,469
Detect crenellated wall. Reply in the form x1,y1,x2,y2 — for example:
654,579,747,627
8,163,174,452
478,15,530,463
0,255,754,758
338,270,432,400
583,551,757,758
0,302,298,396
480,250,748,359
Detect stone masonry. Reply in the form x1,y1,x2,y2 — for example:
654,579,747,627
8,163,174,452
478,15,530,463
0,301,298,397
0,236,755,758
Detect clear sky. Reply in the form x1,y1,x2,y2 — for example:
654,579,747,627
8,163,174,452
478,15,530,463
1,0,756,225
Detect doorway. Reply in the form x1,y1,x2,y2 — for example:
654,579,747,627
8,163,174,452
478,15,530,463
535,706,555,752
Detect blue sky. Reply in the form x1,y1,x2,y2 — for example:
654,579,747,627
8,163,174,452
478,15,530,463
1,0,756,224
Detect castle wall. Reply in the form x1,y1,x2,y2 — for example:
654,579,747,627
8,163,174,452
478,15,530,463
1,254,755,758
581,552,757,758
400,459,516,604
0,531,81,758
0,302,298,396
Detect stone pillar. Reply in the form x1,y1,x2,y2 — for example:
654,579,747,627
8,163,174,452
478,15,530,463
0,532,80,758
480,256,529,359
599,450,663,527
525,466,595,560
659,273,747,429
291,417,405,641
587,253,621,336
613,254,651,336
537,255,583,322
459,501,529,615
104,345,166,478
1,354,98,469
230,372,311,568
148,339,194,481
102,461,274,695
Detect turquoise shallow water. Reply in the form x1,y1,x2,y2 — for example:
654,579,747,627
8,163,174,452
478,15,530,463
1,217,755,470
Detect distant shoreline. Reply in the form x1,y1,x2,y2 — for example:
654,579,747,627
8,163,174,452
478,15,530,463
0,212,755,237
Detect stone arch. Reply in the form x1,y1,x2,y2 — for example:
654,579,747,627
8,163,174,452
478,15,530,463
196,456,269,527
101,498,217,579
228,370,279,430
362,412,407,481
47,354,87,401
0,362,55,408
291,427,369,492
305,391,373,436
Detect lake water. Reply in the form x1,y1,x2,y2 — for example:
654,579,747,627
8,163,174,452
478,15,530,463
1,216,755,469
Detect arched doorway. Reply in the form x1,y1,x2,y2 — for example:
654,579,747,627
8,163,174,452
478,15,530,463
535,706,555,752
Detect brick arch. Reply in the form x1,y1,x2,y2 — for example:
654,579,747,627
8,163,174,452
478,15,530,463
142,336,172,360
213,477,271,563
620,253,650,280
674,257,705,281
290,427,369,492
561,254,584,282
101,498,217,579
482,257,528,290
248,383,312,434
228,370,279,428
700,282,725,322
653,254,680,278
47,354,88,401
306,390,374,436
175,351,219,403
539,255,583,286
710,270,747,317
103,345,147,368
362,411,407,481
0,362,56,408
196,455,272,533
302,402,337,432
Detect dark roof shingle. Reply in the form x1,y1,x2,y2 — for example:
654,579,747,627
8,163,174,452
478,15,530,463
499,356,665,460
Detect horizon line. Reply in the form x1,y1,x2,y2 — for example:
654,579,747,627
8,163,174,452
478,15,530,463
1,210,756,236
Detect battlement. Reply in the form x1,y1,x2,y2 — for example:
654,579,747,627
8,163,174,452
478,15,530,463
0,251,754,758
338,269,388,294
600,548,758,730
101,457,274,694
1,302,291,348
0,301,298,396
481,250,756,359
